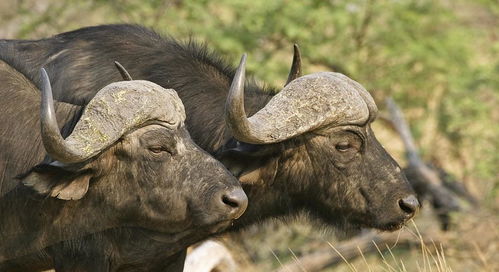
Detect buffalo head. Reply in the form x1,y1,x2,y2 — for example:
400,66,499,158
23,69,247,234
222,54,418,231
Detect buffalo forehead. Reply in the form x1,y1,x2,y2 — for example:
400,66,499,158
90,80,186,124
250,72,376,140
65,80,186,158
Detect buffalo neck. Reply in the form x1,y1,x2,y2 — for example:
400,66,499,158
0,58,83,196
229,182,293,230
227,139,316,230
0,184,119,262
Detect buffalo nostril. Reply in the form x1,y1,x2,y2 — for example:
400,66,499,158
221,188,248,219
398,195,420,215
222,195,239,208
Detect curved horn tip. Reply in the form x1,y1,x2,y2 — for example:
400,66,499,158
40,68,49,86
40,67,54,109
39,68,84,164
293,43,300,52
232,54,247,86
225,53,257,143
114,61,133,81
40,67,55,123
286,44,302,86
293,44,302,62
239,53,247,67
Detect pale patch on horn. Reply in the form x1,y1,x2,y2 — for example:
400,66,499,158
40,68,186,164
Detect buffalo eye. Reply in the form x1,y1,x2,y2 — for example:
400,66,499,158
148,146,171,154
335,142,352,152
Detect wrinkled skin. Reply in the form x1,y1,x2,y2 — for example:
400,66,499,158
0,64,245,268
0,24,416,271
276,126,413,231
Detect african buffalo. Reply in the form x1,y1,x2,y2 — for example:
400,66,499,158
0,24,419,270
0,66,247,269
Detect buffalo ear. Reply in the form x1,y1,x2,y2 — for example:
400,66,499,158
237,157,279,185
217,139,280,185
20,164,91,200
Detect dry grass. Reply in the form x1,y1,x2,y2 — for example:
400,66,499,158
269,220,454,272
232,204,498,272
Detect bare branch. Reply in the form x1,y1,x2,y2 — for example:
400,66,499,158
275,230,440,272
385,97,476,230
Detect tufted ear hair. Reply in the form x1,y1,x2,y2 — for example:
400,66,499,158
19,163,92,200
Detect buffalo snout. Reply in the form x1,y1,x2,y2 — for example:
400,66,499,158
217,187,248,220
398,194,420,218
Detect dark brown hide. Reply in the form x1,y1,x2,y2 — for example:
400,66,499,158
0,24,417,271
0,65,246,266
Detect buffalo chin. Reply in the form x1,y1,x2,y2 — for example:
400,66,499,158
357,216,409,232
310,209,409,236
207,220,233,234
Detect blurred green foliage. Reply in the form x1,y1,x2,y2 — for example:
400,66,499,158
1,0,497,197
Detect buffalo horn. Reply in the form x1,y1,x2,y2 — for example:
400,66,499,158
285,44,302,86
114,61,133,81
226,54,301,144
40,68,87,163
225,56,377,145
40,69,186,164
225,54,262,144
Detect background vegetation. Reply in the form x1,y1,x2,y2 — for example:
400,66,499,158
1,0,497,271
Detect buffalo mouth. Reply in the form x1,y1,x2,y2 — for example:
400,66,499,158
330,211,411,233
146,219,234,246
375,221,407,231
363,215,412,232
355,192,416,231
207,219,234,234
192,212,235,234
